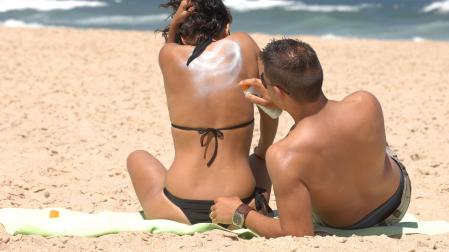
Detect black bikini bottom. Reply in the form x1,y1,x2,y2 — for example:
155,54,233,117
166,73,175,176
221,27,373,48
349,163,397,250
164,187,271,225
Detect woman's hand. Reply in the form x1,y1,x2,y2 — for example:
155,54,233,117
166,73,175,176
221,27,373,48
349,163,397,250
172,0,195,26
210,197,243,225
167,0,195,43
239,78,278,109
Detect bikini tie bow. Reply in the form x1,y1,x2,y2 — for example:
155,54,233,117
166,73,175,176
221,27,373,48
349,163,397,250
198,128,224,167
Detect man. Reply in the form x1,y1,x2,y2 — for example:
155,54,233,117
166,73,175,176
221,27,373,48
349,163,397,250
210,38,411,237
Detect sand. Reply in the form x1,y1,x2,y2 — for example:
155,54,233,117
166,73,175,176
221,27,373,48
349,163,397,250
0,27,448,251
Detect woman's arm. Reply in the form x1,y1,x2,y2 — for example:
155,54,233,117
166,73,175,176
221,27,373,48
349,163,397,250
167,0,195,43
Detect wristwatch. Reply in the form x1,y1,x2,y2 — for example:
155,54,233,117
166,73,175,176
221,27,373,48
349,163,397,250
232,203,253,228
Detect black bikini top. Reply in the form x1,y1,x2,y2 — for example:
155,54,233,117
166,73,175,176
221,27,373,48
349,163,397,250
186,37,213,66
171,118,254,167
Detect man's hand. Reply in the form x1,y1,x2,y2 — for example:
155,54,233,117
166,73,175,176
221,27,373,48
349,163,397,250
240,78,278,109
210,197,242,224
242,78,279,161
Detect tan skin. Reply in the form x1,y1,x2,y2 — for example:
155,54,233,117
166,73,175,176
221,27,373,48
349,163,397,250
211,64,402,237
127,0,277,224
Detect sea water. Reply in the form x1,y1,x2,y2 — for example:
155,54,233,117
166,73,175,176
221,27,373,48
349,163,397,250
1,0,448,41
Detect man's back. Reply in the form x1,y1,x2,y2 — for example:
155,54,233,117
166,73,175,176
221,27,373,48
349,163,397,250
271,91,401,227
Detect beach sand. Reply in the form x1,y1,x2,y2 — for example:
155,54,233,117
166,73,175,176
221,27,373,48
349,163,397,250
1,27,448,251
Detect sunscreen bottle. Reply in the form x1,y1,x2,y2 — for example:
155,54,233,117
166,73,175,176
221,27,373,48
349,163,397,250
241,85,282,119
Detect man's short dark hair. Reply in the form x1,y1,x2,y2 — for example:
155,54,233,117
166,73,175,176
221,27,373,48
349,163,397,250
260,38,323,102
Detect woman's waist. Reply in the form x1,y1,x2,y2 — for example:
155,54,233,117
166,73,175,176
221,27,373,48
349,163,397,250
165,161,256,200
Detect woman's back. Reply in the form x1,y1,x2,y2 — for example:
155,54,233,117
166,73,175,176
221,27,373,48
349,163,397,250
159,33,260,200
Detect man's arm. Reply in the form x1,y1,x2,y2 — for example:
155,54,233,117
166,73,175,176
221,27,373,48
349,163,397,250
247,147,313,237
239,77,279,158
212,146,314,238
254,106,278,158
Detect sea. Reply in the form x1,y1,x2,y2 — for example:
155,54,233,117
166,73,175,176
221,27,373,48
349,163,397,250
1,0,449,41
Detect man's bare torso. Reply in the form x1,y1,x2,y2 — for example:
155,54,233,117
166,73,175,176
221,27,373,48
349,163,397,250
274,91,401,227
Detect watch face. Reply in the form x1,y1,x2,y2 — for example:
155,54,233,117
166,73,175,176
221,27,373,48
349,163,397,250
232,212,244,227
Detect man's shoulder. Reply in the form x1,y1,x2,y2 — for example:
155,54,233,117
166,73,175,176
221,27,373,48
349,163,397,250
347,91,385,122
266,136,314,171
344,90,381,109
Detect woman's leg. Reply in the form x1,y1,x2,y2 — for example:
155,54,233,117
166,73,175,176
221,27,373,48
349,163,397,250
127,150,190,224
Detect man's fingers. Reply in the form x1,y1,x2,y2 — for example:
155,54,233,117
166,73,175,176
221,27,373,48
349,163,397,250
240,78,272,100
240,78,262,89
245,93,270,106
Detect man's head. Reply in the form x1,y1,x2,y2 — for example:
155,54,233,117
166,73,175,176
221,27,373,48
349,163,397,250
260,38,323,103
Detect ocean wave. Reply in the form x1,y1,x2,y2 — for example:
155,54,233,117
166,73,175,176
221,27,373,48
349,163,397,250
0,0,107,13
423,0,449,13
75,14,167,25
223,0,377,12
413,37,427,42
2,19,45,28
321,33,340,39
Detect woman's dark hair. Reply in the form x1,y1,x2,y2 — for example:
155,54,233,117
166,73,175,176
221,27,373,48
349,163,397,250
159,0,232,66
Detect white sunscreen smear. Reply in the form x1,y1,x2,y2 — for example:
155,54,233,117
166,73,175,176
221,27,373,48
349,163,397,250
188,40,242,96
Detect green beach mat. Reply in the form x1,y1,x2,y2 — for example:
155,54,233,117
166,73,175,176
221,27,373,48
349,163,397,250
1,208,449,239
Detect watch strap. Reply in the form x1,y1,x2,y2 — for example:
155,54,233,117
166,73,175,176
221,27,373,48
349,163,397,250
236,203,253,226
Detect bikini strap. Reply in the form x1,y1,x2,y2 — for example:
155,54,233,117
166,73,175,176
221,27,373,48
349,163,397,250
171,119,254,167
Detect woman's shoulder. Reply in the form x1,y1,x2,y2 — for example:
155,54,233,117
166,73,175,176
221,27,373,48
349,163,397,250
159,43,191,66
159,42,185,57
227,32,256,44
225,32,260,53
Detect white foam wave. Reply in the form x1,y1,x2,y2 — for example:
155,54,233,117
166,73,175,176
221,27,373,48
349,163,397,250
223,0,377,12
321,33,339,39
75,14,167,25
2,19,45,28
286,3,376,12
0,0,107,13
223,0,291,11
423,0,449,13
412,37,427,42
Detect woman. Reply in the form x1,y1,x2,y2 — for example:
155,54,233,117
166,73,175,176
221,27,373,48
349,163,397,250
127,0,278,224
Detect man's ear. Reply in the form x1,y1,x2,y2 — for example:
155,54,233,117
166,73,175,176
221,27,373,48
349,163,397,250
273,85,286,99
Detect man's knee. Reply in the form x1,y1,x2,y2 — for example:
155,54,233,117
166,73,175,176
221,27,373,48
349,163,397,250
127,150,149,171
